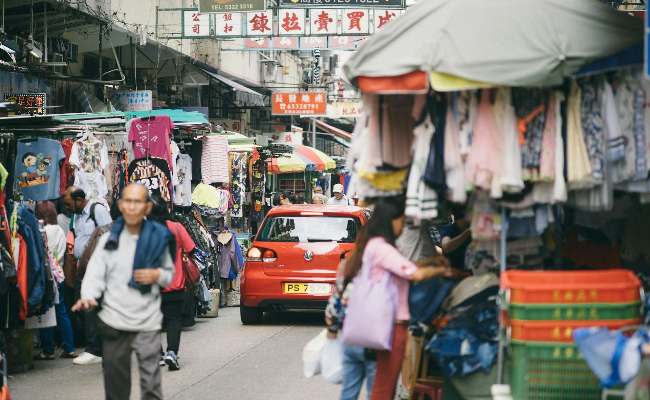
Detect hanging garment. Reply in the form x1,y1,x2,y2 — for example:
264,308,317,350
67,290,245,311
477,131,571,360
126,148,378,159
405,115,438,223
128,116,174,168
602,80,625,176
128,158,172,203
579,78,606,183
613,73,637,183
512,88,548,177
14,138,66,201
466,90,501,195
454,91,478,157
422,94,447,190
444,105,467,203
567,81,595,189
13,234,27,320
59,138,75,196
201,135,229,184
493,88,524,194
216,232,243,279
74,170,108,202
632,78,647,181
538,93,557,182
69,136,109,173
379,95,415,168
173,154,193,207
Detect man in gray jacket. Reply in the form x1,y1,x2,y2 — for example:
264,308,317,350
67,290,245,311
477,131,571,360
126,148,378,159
73,183,174,400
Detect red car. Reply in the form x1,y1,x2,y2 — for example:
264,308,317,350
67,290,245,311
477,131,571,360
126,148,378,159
240,204,367,324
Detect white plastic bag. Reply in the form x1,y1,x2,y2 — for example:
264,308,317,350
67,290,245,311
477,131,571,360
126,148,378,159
321,337,344,384
302,329,327,378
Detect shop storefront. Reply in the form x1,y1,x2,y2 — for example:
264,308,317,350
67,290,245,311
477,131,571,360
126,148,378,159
339,1,649,399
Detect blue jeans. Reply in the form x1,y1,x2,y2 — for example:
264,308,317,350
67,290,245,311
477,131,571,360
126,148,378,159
40,284,75,354
340,344,376,400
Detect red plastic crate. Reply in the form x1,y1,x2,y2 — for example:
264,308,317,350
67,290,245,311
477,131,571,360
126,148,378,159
501,269,641,304
509,319,640,342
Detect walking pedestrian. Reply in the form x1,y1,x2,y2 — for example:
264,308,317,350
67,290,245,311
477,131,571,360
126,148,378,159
328,184,352,205
73,183,175,400
312,186,327,205
279,191,294,205
343,199,462,400
63,186,112,366
35,201,77,360
149,195,196,371
325,253,376,400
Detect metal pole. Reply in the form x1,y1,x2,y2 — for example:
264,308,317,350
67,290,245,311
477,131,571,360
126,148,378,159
155,6,159,41
496,207,508,385
98,24,103,80
43,2,47,63
312,118,316,147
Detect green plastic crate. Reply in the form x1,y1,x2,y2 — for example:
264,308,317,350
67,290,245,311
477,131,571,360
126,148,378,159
508,302,641,321
510,340,601,400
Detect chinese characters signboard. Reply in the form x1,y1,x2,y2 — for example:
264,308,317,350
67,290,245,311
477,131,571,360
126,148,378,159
342,9,370,34
214,12,243,36
311,9,336,34
6,93,47,115
279,0,405,8
199,0,266,12
183,11,211,37
272,92,327,116
112,90,153,112
247,11,273,36
279,9,306,36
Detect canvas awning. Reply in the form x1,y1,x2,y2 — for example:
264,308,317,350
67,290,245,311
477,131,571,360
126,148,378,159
202,70,265,107
344,0,643,91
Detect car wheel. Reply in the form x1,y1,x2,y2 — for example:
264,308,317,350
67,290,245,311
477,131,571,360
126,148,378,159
240,305,262,325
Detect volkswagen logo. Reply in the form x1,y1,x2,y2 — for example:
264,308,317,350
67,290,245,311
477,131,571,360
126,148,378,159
304,250,313,261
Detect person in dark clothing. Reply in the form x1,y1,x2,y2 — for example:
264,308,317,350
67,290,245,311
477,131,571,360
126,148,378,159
149,195,196,371
438,205,472,270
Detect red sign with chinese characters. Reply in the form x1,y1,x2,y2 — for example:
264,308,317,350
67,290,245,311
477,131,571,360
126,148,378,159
272,92,327,116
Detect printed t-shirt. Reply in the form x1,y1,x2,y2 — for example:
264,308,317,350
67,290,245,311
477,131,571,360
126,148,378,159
15,138,66,201
69,137,109,173
173,154,193,206
128,116,173,167
60,138,74,195
128,158,172,203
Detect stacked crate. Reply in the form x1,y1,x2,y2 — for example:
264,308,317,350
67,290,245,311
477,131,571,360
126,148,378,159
501,270,642,400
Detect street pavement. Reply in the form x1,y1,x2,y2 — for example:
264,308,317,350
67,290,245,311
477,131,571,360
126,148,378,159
10,307,339,400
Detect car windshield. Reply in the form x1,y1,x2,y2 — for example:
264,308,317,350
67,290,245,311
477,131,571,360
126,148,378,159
257,216,360,243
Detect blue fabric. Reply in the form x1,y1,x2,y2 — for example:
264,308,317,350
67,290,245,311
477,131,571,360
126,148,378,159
17,206,48,314
340,344,376,400
426,301,499,378
39,284,75,354
409,278,456,325
14,138,66,201
105,217,174,294
230,237,244,279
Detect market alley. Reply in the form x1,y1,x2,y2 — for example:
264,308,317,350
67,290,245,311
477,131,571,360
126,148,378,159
10,308,337,400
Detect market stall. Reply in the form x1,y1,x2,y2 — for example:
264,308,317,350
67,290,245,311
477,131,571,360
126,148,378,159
342,1,648,398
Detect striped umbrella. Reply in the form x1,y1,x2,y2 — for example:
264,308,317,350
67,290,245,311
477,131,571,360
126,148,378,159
267,145,336,174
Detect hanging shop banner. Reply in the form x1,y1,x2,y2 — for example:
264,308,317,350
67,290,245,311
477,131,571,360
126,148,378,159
341,9,370,34
327,101,362,118
278,9,307,36
199,0,266,12
112,90,153,112
183,10,212,37
300,36,327,49
214,12,243,36
374,9,401,31
272,92,327,116
278,0,405,8
5,93,47,115
239,36,364,50
246,10,274,36
328,35,367,50
310,9,337,34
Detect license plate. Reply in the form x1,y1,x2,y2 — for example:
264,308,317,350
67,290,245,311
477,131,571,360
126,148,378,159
283,283,331,295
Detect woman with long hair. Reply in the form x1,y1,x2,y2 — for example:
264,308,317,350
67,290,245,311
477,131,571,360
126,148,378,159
149,196,196,371
344,198,460,400
35,201,77,360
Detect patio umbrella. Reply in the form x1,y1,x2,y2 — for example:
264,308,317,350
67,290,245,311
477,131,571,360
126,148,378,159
344,0,642,90
267,145,336,173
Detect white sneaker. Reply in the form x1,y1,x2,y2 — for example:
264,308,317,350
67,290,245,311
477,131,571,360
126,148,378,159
73,352,102,365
